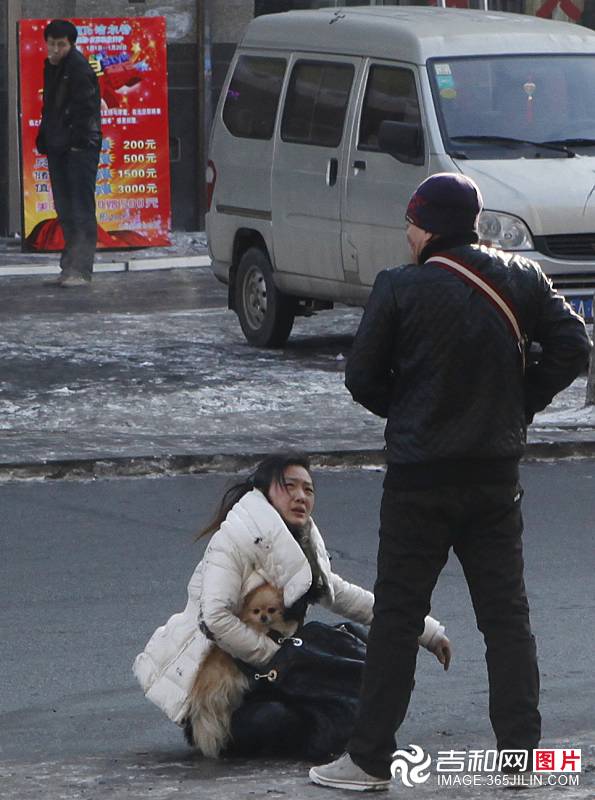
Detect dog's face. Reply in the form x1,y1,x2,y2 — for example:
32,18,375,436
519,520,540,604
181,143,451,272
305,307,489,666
240,584,286,633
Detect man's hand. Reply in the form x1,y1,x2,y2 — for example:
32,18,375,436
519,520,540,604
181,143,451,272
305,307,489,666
431,635,452,671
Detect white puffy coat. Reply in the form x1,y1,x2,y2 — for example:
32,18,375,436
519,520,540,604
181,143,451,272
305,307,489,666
133,489,445,724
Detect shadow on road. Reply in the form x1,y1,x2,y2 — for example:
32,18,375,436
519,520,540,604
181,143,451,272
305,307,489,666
284,333,354,354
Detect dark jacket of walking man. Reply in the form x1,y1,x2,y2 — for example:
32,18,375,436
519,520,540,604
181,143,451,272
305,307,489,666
36,19,101,287
309,173,592,792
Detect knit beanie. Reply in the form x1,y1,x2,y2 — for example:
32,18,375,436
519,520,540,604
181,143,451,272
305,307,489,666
406,173,483,235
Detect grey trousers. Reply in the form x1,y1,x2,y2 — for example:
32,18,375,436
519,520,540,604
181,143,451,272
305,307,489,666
47,147,100,278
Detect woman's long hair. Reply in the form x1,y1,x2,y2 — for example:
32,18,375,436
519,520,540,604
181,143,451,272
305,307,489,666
196,451,312,540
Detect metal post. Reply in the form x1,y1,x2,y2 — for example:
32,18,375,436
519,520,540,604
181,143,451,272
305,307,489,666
586,298,595,405
197,0,213,230
7,0,22,238
197,0,205,229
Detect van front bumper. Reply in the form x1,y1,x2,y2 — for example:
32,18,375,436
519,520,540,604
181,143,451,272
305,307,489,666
520,251,595,321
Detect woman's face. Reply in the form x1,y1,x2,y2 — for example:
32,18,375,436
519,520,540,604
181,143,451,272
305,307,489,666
268,465,315,528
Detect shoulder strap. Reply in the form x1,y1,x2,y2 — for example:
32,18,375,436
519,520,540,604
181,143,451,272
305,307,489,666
426,253,526,370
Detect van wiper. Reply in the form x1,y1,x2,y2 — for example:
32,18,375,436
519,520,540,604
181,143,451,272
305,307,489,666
542,137,595,148
450,135,574,157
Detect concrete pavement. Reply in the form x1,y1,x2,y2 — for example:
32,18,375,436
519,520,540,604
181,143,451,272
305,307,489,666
2,745,591,799
0,239,593,477
0,230,210,275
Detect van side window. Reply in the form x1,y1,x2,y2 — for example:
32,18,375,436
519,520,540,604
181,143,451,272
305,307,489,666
359,66,421,151
222,56,286,140
281,61,354,148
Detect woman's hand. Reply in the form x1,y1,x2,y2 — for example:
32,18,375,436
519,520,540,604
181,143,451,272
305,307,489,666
431,635,452,671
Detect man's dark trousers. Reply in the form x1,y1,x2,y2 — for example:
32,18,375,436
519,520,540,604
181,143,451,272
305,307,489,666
47,146,100,279
348,468,541,780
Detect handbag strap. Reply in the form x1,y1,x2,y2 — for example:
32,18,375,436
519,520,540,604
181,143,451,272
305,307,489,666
426,253,526,370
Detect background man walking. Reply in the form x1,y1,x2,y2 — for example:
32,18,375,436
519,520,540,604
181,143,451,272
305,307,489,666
310,173,592,791
36,19,101,287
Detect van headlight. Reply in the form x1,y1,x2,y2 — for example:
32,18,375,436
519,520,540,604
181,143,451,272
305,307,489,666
478,211,534,251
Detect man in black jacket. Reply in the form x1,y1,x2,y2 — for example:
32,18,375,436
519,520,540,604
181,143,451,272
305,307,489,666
310,173,592,791
36,19,101,287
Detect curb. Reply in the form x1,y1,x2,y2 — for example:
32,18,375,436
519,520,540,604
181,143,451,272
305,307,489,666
0,450,387,482
1,439,595,481
0,253,211,277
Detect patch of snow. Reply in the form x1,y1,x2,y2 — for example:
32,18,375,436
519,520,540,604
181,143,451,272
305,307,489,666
533,376,594,426
49,386,77,395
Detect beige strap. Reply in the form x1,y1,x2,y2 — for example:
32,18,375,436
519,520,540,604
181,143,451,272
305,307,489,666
427,254,525,370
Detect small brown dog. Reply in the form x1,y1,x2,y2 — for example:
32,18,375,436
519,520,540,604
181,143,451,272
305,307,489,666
186,583,297,757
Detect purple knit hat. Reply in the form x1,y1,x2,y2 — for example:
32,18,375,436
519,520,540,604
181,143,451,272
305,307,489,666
406,173,483,235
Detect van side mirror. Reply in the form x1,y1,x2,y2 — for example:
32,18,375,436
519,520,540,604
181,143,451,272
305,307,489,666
378,120,424,165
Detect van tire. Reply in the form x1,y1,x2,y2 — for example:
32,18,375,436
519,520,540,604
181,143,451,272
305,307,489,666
235,248,295,347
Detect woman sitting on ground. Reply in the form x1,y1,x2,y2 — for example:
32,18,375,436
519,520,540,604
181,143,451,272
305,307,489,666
133,452,451,759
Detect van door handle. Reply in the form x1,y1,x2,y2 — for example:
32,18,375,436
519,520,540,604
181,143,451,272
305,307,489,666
353,160,366,170
326,158,338,187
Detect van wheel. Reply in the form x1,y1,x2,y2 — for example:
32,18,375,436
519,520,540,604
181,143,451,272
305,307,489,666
235,248,295,347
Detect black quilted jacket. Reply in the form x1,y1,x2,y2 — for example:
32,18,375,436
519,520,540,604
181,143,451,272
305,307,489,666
345,236,591,481
36,47,101,154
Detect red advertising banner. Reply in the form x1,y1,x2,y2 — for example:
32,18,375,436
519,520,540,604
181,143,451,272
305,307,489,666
18,17,171,251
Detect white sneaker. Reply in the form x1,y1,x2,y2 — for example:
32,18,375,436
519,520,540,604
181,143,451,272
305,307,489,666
309,753,391,792
43,275,66,286
60,274,91,287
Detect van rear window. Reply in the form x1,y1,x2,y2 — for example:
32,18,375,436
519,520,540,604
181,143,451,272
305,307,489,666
281,61,354,148
223,56,286,140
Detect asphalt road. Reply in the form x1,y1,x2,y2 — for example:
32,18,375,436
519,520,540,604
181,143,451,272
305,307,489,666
0,267,225,316
1,463,593,798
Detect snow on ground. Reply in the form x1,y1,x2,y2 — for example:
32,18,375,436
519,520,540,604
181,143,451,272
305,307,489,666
532,377,594,427
0,307,356,433
0,304,592,463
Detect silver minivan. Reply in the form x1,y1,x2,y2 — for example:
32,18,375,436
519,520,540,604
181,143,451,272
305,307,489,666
206,6,595,346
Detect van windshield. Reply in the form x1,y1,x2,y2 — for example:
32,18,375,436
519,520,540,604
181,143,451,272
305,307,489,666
429,55,595,159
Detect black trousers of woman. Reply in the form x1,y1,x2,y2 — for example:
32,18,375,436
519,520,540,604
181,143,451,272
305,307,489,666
226,696,308,757
348,470,541,780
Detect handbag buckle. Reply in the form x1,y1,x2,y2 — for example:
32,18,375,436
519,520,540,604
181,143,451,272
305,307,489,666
279,636,303,647
254,668,278,682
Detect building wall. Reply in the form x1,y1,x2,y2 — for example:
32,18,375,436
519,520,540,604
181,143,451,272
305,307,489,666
3,0,202,234
3,0,595,236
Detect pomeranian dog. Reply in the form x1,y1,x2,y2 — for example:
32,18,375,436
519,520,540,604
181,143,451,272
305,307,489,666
185,583,298,758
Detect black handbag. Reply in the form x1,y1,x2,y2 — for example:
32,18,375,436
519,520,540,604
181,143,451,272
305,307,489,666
237,621,368,760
